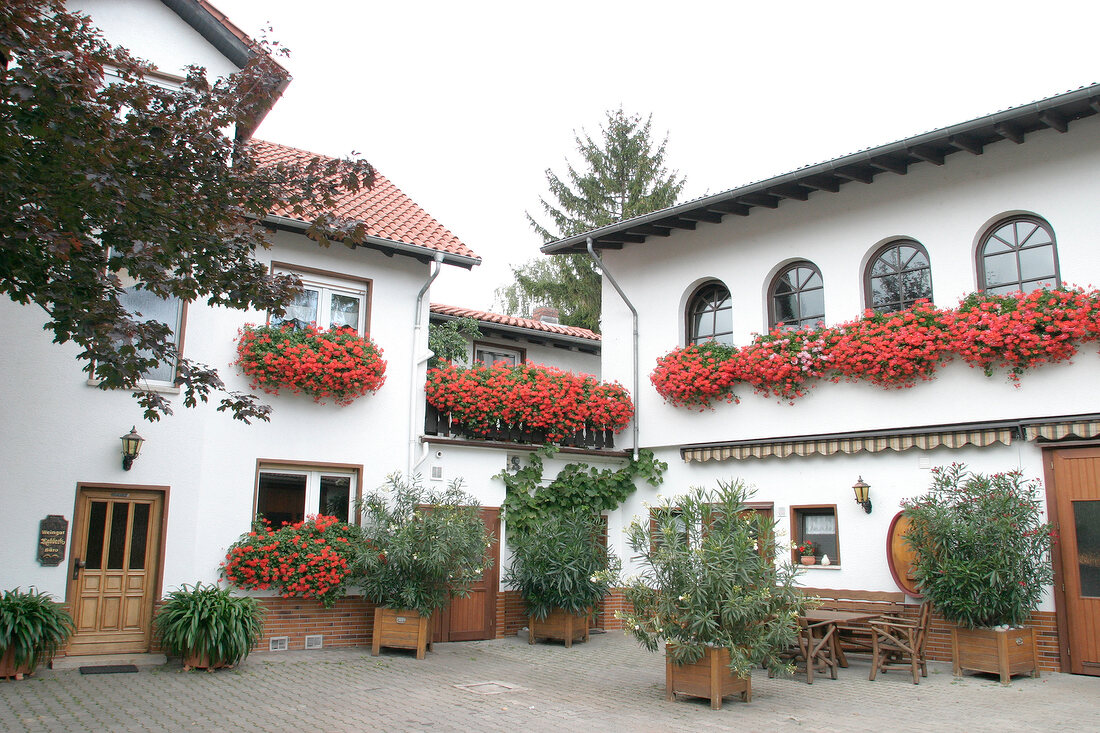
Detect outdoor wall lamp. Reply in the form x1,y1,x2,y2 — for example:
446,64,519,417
121,426,145,471
852,476,872,514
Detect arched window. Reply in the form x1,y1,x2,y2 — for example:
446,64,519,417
686,281,733,346
978,216,1059,294
769,261,824,330
865,240,933,313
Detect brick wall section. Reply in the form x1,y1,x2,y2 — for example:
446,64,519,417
255,597,378,651
497,588,631,639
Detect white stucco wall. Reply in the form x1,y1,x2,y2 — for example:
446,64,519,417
593,115,1100,602
70,0,241,79
0,231,440,599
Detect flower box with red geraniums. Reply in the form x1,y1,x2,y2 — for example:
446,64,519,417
235,324,386,406
651,286,1100,409
424,362,634,443
220,515,359,609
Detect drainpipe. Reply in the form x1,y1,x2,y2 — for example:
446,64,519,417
587,238,639,461
409,253,445,475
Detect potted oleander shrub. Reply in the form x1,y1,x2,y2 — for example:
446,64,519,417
154,583,265,670
355,474,493,659
504,508,620,648
0,588,74,680
903,464,1055,683
620,480,807,709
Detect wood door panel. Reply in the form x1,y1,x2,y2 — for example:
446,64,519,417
67,488,164,655
1052,448,1100,675
433,508,500,643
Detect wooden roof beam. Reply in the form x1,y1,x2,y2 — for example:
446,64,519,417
908,145,945,165
994,121,1025,144
949,134,984,155
627,224,673,237
1090,98,1100,114
1039,109,1068,133
679,210,725,224
800,175,841,193
835,167,875,184
653,217,697,230
870,157,909,175
708,200,752,216
737,192,780,209
769,185,810,201
599,232,647,244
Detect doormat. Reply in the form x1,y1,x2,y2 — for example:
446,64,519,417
78,665,139,675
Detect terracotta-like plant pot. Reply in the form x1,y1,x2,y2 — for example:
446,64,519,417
182,652,231,671
666,645,751,710
951,625,1040,684
800,555,816,566
372,607,432,660
528,608,590,648
0,647,36,680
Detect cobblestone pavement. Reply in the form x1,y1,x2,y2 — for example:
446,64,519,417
1,631,1096,732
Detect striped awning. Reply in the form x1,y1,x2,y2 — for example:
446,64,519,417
682,427,1015,462
1023,418,1100,442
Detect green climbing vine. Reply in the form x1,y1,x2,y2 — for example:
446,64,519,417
495,446,666,534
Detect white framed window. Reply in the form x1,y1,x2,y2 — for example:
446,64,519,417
254,464,359,527
117,271,184,385
270,265,370,334
475,343,523,367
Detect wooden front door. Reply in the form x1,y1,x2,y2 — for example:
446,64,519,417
432,507,500,643
1050,448,1100,675
66,486,165,655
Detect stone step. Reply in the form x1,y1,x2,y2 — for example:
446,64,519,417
50,652,167,671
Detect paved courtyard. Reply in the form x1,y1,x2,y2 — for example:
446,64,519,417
1,631,1095,732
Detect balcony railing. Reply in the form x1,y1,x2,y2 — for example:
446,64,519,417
424,402,616,450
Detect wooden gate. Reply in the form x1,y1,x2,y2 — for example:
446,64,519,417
432,507,500,642
1049,448,1100,675
66,485,166,655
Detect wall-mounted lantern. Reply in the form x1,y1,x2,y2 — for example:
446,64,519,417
121,426,145,471
852,476,872,514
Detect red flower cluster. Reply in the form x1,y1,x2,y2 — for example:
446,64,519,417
424,362,634,442
652,287,1100,409
220,515,360,608
235,323,386,405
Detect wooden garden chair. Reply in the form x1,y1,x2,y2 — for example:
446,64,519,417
772,617,839,684
868,601,932,684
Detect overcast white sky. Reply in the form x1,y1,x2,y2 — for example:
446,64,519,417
214,0,1098,312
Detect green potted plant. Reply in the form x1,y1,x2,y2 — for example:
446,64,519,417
620,480,807,709
903,463,1055,683
153,583,265,670
0,588,74,680
504,507,620,647
355,474,493,659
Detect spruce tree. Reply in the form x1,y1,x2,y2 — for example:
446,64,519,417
497,109,685,332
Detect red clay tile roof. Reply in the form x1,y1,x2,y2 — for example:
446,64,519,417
250,139,481,262
430,304,601,342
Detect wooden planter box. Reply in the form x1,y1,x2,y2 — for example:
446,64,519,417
0,647,35,681
666,645,752,710
951,625,1040,684
372,607,432,660
528,608,590,648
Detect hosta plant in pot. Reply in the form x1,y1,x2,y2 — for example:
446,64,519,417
620,480,807,709
355,474,493,659
903,464,1055,683
503,507,620,648
153,583,265,670
0,588,74,680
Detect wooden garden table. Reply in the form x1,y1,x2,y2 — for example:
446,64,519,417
801,610,883,668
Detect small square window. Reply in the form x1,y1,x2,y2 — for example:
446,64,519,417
474,342,524,367
791,505,840,565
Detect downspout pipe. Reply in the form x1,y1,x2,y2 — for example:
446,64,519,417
410,253,445,475
587,238,639,461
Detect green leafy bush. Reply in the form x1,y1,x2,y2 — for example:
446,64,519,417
619,480,807,677
153,583,264,667
903,463,1055,627
504,508,620,620
0,588,73,671
354,474,493,616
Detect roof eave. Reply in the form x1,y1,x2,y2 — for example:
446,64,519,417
265,214,481,269
429,311,600,351
541,83,1100,255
